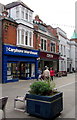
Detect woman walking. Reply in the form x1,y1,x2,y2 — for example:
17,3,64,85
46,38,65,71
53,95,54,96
50,67,55,81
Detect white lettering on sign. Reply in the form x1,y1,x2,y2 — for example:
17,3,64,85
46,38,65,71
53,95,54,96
6,47,38,55
46,54,53,58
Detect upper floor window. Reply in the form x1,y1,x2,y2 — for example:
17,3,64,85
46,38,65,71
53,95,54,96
25,31,28,45
29,12,32,22
17,28,33,47
50,43,55,52
16,7,19,18
41,38,46,51
25,9,28,20
64,46,66,55
29,32,32,46
21,29,24,44
21,8,24,19
61,44,63,55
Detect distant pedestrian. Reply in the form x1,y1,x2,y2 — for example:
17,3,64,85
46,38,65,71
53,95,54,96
37,68,42,80
43,66,50,80
50,67,55,81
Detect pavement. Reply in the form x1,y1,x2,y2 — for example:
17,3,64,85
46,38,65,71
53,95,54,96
0,73,76,119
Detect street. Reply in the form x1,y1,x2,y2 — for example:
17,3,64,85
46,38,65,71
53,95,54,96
1,73,76,119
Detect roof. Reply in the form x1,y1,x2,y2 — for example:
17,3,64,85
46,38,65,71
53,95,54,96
71,31,77,39
5,0,33,12
1,17,18,24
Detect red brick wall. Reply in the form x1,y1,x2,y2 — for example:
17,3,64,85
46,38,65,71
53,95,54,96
33,32,41,50
47,26,58,38
47,39,50,51
56,42,59,53
2,20,17,45
33,16,59,53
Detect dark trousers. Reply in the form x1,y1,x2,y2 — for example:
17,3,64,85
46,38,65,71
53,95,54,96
51,76,53,81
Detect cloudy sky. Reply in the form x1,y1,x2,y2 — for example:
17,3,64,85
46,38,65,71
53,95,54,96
1,0,76,38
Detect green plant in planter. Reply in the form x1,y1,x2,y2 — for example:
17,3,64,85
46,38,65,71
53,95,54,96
29,80,57,96
26,80,63,119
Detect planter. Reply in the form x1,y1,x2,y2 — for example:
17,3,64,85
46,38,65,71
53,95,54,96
26,92,63,119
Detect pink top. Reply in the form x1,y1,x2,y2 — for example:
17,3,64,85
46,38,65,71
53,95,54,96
50,70,55,76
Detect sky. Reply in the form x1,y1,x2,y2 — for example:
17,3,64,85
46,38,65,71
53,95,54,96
0,0,76,38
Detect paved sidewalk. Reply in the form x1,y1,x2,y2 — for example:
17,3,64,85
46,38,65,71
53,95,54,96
1,73,76,119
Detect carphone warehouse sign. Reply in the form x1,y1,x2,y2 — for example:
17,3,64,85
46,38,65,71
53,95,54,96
3,45,39,58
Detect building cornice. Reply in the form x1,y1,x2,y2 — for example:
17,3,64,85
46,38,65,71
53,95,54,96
34,29,59,42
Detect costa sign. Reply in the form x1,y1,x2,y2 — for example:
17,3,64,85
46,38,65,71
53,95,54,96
40,51,59,60
46,54,53,58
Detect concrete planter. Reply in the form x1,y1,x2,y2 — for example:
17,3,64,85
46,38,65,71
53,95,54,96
26,92,63,119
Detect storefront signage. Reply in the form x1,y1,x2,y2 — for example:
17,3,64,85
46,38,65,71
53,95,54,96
40,51,59,60
46,54,53,58
6,47,37,55
3,45,39,58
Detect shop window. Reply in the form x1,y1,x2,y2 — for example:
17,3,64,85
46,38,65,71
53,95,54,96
61,61,63,71
7,63,18,80
20,63,35,79
20,63,26,78
31,64,35,77
20,63,31,78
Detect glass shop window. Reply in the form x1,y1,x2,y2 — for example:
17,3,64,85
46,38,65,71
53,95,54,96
31,64,35,77
7,63,18,80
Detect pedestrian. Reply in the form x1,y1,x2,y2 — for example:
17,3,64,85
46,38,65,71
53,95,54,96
43,66,50,80
50,67,55,81
37,68,42,81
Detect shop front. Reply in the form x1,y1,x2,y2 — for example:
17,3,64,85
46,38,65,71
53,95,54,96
39,51,59,72
2,45,39,83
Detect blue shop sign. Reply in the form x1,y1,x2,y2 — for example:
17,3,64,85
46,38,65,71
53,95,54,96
3,45,39,58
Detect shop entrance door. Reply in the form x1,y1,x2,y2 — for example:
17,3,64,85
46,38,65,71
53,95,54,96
20,62,31,79
44,61,53,69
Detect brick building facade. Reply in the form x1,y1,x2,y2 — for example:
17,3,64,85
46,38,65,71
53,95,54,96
33,15,59,72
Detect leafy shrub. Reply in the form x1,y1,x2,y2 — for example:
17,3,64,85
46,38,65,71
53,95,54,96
29,81,56,96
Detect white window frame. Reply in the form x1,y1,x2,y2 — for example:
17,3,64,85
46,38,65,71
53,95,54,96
29,11,32,23
21,29,24,45
21,7,24,19
17,28,33,47
16,6,19,18
64,46,66,56
50,42,56,53
41,37,47,51
25,9,28,21
61,44,63,55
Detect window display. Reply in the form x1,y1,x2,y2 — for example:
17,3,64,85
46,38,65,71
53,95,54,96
20,63,35,79
7,62,35,80
7,63,18,80
31,64,35,77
